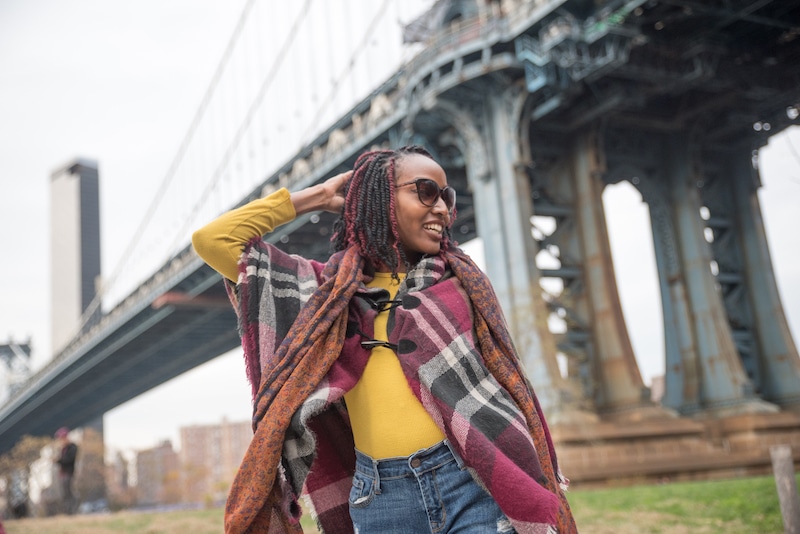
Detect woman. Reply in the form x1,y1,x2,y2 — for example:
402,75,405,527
192,146,577,533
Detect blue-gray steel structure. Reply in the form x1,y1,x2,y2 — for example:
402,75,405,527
0,342,31,398
2,0,799,453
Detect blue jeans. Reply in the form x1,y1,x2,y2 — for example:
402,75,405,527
349,440,516,533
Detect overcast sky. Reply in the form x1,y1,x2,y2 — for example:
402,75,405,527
1,0,798,457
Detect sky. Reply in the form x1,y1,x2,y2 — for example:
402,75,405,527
1,0,798,458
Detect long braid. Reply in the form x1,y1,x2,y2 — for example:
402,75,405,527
331,145,456,273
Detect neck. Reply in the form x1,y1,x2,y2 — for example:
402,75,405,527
372,259,409,274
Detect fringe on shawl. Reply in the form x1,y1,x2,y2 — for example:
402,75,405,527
448,250,577,532
225,245,577,533
224,247,363,534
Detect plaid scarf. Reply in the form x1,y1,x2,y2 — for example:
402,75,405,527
224,239,577,533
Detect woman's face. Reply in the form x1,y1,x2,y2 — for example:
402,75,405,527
393,154,452,266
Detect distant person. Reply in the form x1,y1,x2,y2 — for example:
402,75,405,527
54,427,78,514
193,146,577,533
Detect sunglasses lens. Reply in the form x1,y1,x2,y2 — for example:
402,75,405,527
415,179,455,211
443,188,456,210
416,179,439,206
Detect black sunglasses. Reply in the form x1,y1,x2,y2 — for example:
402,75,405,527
396,178,456,212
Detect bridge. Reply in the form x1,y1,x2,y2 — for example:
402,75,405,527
2,0,800,482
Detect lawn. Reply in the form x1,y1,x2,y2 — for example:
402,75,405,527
3,474,793,533
567,474,790,533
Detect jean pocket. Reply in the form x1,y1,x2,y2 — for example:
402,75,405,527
348,471,374,508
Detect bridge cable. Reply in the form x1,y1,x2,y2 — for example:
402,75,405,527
165,0,316,259
300,0,394,144
70,0,258,346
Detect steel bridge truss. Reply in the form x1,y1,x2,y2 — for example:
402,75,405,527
2,0,800,452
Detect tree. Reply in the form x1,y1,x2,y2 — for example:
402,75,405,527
0,435,51,518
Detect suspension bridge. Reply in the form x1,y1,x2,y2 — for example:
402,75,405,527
2,0,800,483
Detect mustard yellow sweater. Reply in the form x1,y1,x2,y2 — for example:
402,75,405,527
192,189,444,458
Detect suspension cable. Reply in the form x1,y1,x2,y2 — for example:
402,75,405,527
300,0,393,143
101,0,257,299
166,0,316,256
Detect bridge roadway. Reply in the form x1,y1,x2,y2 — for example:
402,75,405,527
3,0,800,452
0,0,507,450
0,42,493,450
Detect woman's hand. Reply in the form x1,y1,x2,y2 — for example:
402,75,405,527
318,170,352,213
290,170,353,216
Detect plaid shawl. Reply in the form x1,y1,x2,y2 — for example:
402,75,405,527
224,238,577,534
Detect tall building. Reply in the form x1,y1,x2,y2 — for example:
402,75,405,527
106,451,133,508
50,158,101,354
179,418,251,505
136,440,179,507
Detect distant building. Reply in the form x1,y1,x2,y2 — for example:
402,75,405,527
179,418,251,505
650,375,665,404
50,158,101,354
106,451,133,508
136,440,179,506
107,451,130,494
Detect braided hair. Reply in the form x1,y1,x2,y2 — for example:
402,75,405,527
331,145,455,274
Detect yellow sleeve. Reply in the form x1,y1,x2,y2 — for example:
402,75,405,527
192,188,296,282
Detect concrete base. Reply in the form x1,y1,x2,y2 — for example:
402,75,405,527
552,411,800,488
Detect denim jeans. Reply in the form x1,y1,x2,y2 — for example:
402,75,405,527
349,440,516,533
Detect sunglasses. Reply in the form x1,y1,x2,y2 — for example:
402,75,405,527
396,178,456,212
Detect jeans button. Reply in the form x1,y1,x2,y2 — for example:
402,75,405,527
410,458,422,468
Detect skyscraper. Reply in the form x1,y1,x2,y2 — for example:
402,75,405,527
50,158,101,354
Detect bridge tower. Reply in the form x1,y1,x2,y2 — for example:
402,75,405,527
0,340,32,399
398,0,800,482
403,0,800,416
50,158,102,355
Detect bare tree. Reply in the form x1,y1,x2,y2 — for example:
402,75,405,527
0,435,51,518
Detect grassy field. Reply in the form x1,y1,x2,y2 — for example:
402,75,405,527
567,474,789,533
3,474,793,533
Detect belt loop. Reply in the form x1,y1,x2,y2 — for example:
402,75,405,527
444,440,465,469
372,458,382,494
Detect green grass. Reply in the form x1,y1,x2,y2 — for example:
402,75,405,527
3,474,793,533
567,474,793,533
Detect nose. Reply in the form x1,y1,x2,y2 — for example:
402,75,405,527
431,193,451,223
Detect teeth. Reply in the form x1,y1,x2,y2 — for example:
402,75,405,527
424,224,443,233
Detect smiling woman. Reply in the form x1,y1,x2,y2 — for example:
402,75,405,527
191,145,578,533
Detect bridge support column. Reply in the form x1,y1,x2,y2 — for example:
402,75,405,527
710,148,800,408
646,134,777,416
485,89,578,419
524,124,673,420
432,89,584,421
634,153,702,413
567,129,663,418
